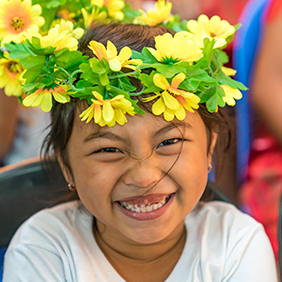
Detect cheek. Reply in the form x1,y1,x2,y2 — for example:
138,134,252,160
172,144,209,203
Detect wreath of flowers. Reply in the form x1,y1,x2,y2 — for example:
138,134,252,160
0,0,247,127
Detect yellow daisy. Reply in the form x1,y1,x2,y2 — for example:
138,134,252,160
147,33,203,65
135,0,172,26
177,30,226,49
0,52,24,97
220,84,242,106
79,91,135,127
88,40,141,71
53,20,84,40
104,0,125,20
23,85,70,112
23,20,80,51
144,73,200,121
82,7,107,28
91,0,124,20
0,0,44,45
187,14,235,41
221,66,237,76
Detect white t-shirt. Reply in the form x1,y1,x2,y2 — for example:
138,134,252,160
3,201,278,282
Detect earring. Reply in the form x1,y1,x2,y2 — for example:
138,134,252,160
68,183,76,192
208,163,213,173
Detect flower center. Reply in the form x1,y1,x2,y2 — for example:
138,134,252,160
161,56,180,64
11,17,25,31
8,61,21,73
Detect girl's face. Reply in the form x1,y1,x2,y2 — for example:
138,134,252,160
62,109,216,245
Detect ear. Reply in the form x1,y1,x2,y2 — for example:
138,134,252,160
207,131,217,164
57,153,75,185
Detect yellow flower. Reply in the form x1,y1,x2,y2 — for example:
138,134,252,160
221,66,236,76
104,0,125,20
177,30,226,49
82,7,107,28
0,0,44,45
88,40,142,71
23,20,79,51
144,73,200,121
79,91,135,127
220,84,242,106
23,85,70,112
148,33,203,64
91,0,125,20
187,15,235,41
135,0,172,26
0,52,24,97
53,20,84,40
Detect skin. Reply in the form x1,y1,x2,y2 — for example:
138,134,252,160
60,109,217,282
0,88,19,163
251,9,282,145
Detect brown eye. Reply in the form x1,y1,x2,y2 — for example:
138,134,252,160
158,138,182,147
97,147,121,153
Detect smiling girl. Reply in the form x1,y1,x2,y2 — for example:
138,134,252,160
2,8,278,282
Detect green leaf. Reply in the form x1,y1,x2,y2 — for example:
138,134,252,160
214,49,229,65
234,23,242,31
217,72,248,90
25,39,56,55
110,76,136,92
152,63,186,78
54,48,86,69
132,48,158,64
122,2,142,22
131,99,145,115
5,42,34,59
198,86,226,112
139,72,161,93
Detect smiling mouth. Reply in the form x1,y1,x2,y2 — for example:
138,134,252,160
118,193,174,213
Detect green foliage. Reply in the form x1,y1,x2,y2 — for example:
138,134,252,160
198,85,225,112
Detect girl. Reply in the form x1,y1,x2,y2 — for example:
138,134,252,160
2,13,278,282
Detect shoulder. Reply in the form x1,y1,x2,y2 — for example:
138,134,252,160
183,201,278,281
188,201,261,231
7,200,92,249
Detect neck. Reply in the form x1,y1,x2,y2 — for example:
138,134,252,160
93,219,186,282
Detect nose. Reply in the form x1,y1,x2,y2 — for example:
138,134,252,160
122,155,163,189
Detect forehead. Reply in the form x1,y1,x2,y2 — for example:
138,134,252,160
70,106,207,143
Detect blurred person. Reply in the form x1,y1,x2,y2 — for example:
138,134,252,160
0,89,18,166
239,0,282,260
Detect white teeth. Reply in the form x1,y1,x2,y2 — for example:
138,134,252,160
119,195,172,213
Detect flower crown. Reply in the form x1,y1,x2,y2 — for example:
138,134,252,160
0,0,247,127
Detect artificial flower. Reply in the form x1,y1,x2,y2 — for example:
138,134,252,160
0,52,24,96
135,0,172,26
220,84,242,106
0,0,44,45
23,85,70,112
54,20,84,40
148,33,203,64
144,73,200,121
56,10,76,22
187,15,235,41
222,66,237,76
82,7,107,28
88,40,141,71
23,20,79,51
79,91,135,126
104,0,125,20
91,0,125,20
177,30,226,49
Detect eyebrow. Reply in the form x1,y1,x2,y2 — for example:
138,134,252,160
83,131,126,143
153,121,192,137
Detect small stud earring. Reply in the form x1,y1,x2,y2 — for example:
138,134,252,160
68,183,76,192
208,163,213,173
